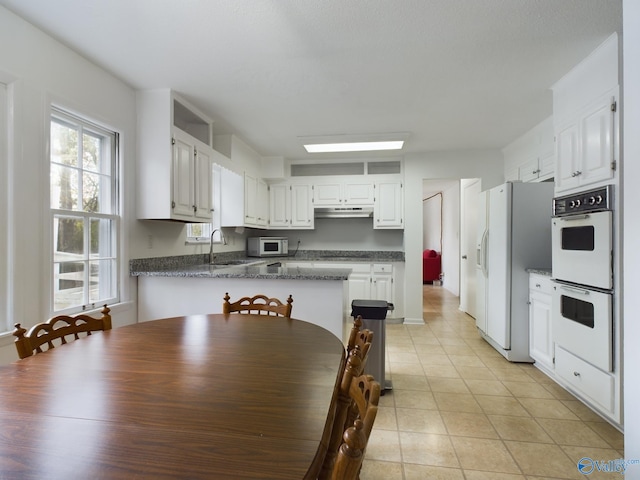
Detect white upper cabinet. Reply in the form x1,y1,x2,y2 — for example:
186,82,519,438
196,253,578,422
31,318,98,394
502,116,554,184
219,170,269,229
268,183,314,229
344,181,375,205
554,90,617,193
220,166,244,228
374,181,403,229
256,179,269,227
137,89,214,222
552,34,619,194
171,130,212,221
312,181,374,207
268,183,289,228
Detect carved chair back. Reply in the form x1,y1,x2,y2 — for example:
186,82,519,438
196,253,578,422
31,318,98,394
223,292,293,317
13,305,112,359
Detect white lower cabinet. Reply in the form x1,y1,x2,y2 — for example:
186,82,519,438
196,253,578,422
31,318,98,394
528,273,554,371
528,272,619,425
371,263,393,305
555,346,615,415
309,262,398,317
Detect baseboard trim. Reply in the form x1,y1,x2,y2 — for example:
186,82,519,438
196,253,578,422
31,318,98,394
402,317,425,325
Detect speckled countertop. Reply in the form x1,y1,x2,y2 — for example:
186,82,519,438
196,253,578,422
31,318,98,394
526,268,552,276
130,250,404,280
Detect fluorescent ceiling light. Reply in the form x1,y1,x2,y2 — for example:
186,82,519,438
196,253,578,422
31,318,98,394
304,140,405,153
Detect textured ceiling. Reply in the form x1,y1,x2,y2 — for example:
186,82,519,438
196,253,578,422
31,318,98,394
0,0,622,160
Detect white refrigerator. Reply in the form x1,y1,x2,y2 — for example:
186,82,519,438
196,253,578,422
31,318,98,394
476,181,554,362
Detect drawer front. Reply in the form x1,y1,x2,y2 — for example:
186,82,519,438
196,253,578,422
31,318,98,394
372,263,393,274
529,274,552,295
314,262,371,274
555,346,614,413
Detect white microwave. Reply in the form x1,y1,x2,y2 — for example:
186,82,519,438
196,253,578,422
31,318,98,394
247,237,289,257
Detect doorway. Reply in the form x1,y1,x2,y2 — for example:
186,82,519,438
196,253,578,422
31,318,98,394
422,178,479,315
422,179,460,296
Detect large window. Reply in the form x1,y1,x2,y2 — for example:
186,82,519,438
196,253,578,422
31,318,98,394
50,108,119,313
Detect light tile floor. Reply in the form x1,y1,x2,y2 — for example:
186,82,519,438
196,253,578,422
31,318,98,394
360,285,624,480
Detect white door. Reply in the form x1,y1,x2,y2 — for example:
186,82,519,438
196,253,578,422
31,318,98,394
555,122,580,192
268,184,290,228
344,182,374,206
256,180,268,227
460,179,480,317
529,289,553,369
374,181,403,228
172,135,194,218
290,184,313,228
313,183,342,206
244,173,258,225
580,93,615,185
193,147,212,221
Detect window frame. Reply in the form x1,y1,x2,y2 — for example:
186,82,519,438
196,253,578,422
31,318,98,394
49,107,120,315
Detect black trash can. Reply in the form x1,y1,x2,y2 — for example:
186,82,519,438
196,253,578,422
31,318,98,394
351,299,391,393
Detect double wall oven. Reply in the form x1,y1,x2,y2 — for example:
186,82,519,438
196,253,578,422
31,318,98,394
551,186,614,373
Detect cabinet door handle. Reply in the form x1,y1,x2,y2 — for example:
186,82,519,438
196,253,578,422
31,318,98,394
573,371,581,377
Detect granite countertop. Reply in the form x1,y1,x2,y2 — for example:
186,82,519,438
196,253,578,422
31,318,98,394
130,250,403,280
526,268,552,276
132,262,351,280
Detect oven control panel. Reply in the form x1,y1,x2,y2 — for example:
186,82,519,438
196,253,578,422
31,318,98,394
553,185,613,216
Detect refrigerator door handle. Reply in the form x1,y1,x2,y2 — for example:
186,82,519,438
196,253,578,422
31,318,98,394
481,230,489,277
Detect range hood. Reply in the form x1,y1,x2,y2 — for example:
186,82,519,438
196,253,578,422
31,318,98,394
314,207,374,218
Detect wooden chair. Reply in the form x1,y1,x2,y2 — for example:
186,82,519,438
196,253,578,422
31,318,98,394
12,305,112,359
319,348,381,480
320,315,373,467
346,315,373,368
223,292,293,317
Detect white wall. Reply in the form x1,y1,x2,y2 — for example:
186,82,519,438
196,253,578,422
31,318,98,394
623,0,640,463
0,6,137,363
269,218,404,252
403,150,504,323
422,193,441,252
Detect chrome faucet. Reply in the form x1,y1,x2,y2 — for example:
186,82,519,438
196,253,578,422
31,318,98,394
209,229,219,264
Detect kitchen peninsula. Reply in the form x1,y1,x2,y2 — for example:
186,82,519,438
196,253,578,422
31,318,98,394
131,250,404,343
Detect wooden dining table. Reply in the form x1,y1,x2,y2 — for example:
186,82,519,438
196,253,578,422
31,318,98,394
0,314,346,479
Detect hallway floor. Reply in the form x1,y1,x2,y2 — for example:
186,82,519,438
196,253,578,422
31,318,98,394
360,285,624,479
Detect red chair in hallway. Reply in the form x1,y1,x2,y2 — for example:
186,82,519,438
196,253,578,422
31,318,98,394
422,249,441,283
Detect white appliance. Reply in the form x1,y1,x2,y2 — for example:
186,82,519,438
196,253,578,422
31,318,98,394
476,181,554,362
552,282,612,372
247,237,289,257
551,185,614,372
551,186,614,290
